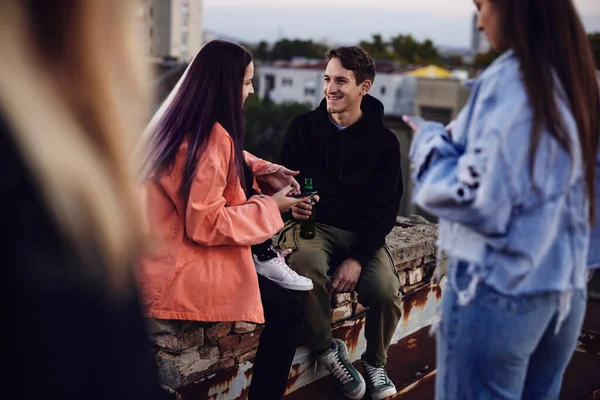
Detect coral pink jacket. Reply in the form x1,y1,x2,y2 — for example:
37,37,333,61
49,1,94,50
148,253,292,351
138,123,283,323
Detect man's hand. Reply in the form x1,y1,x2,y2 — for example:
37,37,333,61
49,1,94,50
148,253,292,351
330,258,362,294
291,195,320,220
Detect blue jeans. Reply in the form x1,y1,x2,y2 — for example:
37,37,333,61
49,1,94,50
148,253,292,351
435,262,586,400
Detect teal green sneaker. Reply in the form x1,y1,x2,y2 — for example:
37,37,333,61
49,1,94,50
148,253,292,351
361,359,397,400
318,339,366,399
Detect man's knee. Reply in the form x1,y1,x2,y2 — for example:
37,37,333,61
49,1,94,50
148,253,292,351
358,266,400,306
287,249,329,281
367,278,400,304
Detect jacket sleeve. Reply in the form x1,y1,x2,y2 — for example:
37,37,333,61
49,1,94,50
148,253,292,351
349,134,403,265
185,136,284,246
409,121,512,235
243,150,282,177
244,150,283,195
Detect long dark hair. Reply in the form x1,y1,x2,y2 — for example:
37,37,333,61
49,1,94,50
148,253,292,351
141,40,252,199
495,0,600,221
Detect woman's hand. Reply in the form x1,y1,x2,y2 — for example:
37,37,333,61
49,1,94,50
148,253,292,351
261,167,301,193
272,185,311,213
402,115,425,133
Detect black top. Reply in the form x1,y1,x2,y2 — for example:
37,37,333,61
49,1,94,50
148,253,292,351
281,94,403,265
243,161,256,198
0,114,163,399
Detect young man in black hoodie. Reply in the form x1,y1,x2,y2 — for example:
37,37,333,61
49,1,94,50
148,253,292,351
278,46,403,400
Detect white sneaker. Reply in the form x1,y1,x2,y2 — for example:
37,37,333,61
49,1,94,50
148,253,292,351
253,250,313,291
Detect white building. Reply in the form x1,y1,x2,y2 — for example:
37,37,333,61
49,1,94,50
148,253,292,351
140,0,204,62
256,62,417,117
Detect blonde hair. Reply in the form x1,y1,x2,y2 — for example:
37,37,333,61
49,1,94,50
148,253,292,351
0,0,151,291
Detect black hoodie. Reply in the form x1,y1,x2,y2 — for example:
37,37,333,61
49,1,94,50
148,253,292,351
281,94,403,265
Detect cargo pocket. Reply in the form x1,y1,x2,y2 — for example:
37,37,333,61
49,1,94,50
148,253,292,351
276,220,299,253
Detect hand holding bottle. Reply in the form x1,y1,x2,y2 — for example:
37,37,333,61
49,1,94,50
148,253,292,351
272,185,310,213
291,195,320,220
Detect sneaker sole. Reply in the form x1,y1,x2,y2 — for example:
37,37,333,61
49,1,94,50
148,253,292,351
345,375,366,400
267,277,314,291
370,387,397,400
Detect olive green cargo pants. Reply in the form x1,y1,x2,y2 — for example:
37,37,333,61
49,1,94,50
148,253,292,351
278,221,402,367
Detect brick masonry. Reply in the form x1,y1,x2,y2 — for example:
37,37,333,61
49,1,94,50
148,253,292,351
151,215,438,390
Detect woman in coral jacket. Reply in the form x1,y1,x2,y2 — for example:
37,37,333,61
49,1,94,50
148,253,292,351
137,40,312,400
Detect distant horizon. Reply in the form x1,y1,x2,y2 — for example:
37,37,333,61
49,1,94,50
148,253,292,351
204,6,600,49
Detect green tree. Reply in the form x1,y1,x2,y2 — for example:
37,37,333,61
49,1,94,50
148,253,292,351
473,49,502,69
445,55,464,68
269,39,328,61
358,33,441,64
244,96,312,163
359,34,394,60
389,34,440,65
253,40,271,61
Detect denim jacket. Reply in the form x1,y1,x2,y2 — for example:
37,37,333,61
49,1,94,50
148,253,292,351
410,50,592,308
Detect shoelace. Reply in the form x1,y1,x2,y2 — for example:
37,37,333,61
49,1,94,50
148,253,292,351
363,363,388,387
273,249,301,280
320,350,353,385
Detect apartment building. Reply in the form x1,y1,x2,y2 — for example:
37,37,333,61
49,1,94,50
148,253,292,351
140,0,204,62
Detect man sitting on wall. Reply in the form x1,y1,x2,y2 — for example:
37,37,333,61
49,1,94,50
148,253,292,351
278,46,404,400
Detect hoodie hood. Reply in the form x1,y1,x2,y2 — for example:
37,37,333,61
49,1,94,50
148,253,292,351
316,94,385,130
312,94,387,181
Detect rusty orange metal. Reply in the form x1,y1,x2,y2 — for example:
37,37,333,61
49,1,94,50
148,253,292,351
332,317,366,354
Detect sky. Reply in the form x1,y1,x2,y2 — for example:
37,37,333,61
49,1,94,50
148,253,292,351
205,0,598,15
203,0,600,48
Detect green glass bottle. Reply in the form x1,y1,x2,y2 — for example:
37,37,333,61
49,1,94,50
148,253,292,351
299,178,316,239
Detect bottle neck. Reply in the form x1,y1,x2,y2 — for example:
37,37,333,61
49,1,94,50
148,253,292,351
304,179,313,191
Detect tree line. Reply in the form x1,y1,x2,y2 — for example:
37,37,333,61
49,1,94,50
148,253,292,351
247,32,600,70
247,34,442,65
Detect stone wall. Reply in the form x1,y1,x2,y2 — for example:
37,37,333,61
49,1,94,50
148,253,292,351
149,215,438,397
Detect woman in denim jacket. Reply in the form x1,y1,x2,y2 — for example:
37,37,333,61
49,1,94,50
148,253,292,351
409,0,600,398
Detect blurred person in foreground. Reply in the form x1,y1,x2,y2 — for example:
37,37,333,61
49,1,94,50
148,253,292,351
408,0,599,398
136,40,311,400
0,0,162,399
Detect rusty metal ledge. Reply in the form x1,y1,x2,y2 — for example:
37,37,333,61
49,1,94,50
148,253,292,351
160,285,598,400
